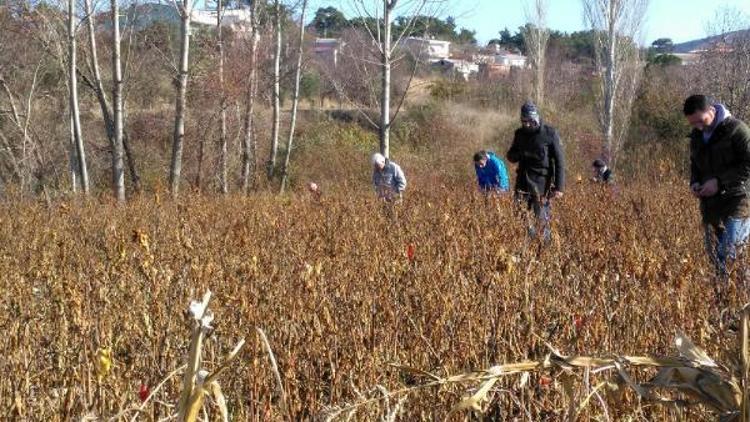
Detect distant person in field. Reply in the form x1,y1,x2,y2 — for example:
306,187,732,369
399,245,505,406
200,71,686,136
371,153,407,201
684,94,750,274
592,159,613,184
307,181,322,201
506,101,566,242
473,150,510,192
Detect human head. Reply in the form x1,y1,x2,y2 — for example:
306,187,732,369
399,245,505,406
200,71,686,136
307,181,319,193
520,101,540,130
683,95,716,131
371,153,386,170
473,151,489,168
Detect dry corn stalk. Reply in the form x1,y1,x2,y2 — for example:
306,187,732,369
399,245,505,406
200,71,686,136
175,291,245,422
326,305,750,421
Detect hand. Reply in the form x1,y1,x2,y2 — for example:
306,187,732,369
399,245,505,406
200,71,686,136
698,178,719,197
690,182,702,198
552,191,564,200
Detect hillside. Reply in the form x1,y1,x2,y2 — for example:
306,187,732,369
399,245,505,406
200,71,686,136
672,29,750,52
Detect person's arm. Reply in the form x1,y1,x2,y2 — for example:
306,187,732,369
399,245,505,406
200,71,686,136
690,158,701,187
487,158,500,186
496,158,510,191
393,164,407,193
475,164,485,189
715,124,750,194
507,132,522,163
550,131,566,192
689,137,701,187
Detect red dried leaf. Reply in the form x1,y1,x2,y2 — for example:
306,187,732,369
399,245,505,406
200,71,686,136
139,383,150,402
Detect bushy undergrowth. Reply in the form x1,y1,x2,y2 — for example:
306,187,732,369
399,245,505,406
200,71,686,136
0,181,746,420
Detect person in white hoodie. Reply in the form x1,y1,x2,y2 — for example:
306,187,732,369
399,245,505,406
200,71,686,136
371,153,407,201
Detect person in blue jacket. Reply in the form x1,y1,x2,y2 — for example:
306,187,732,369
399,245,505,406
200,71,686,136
473,150,510,192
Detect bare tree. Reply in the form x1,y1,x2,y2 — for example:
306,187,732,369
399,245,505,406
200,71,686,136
583,0,648,165
81,0,141,197
8,3,72,196
82,0,113,141
279,0,308,194
346,0,444,158
241,0,260,193
699,8,750,120
68,0,90,194
267,0,282,179
216,0,228,194
169,0,195,197
524,0,549,105
0,65,44,193
111,0,126,202
81,0,126,201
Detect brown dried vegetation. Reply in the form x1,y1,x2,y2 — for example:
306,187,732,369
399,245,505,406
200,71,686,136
0,179,747,420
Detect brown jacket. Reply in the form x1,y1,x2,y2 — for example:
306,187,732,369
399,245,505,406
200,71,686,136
690,116,750,225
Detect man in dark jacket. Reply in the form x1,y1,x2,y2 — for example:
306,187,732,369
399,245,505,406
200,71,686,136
507,101,565,241
592,159,614,184
685,95,750,274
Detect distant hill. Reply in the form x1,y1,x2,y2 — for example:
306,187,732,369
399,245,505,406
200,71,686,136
672,29,750,53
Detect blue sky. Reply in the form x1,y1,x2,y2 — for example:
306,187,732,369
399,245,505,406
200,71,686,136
309,0,750,45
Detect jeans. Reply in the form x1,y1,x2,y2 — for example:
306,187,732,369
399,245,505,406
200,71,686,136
517,193,552,242
704,217,750,273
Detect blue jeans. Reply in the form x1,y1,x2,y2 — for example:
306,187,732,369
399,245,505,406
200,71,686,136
704,217,750,273
515,194,551,242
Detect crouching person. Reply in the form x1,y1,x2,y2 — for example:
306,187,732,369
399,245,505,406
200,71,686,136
474,150,510,193
372,153,407,202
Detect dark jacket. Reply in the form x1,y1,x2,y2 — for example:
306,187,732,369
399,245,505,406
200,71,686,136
596,168,613,184
507,123,565,197
690,116,750,225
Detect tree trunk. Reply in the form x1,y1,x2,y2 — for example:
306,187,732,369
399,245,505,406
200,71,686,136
122,115,141,192
280,0,308,194
111,0,126,202
217,0,228,194
69,113,78,192
196,133,205,189
170,2,191,197
267,0,282,179
380,0,392,158
242,15,260,194
84,0,115,142
527,0,549,106
69,0,90,194
603,3,617,160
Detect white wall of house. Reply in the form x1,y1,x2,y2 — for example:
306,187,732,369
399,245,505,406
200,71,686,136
494,54,527,68
190,8,253,32
404,37,451,61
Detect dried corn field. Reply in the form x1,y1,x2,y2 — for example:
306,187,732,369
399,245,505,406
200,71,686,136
0,180,747,421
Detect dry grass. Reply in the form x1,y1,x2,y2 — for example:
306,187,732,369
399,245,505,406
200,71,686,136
0,178,748,420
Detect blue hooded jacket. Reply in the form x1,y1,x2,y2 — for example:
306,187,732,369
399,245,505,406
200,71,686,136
475,152,510,191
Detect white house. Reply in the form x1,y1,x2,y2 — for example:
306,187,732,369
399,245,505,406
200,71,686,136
190,8,253,33
494,53,527,68
435,59,478,80
314,38,343,67
403,37,451,62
